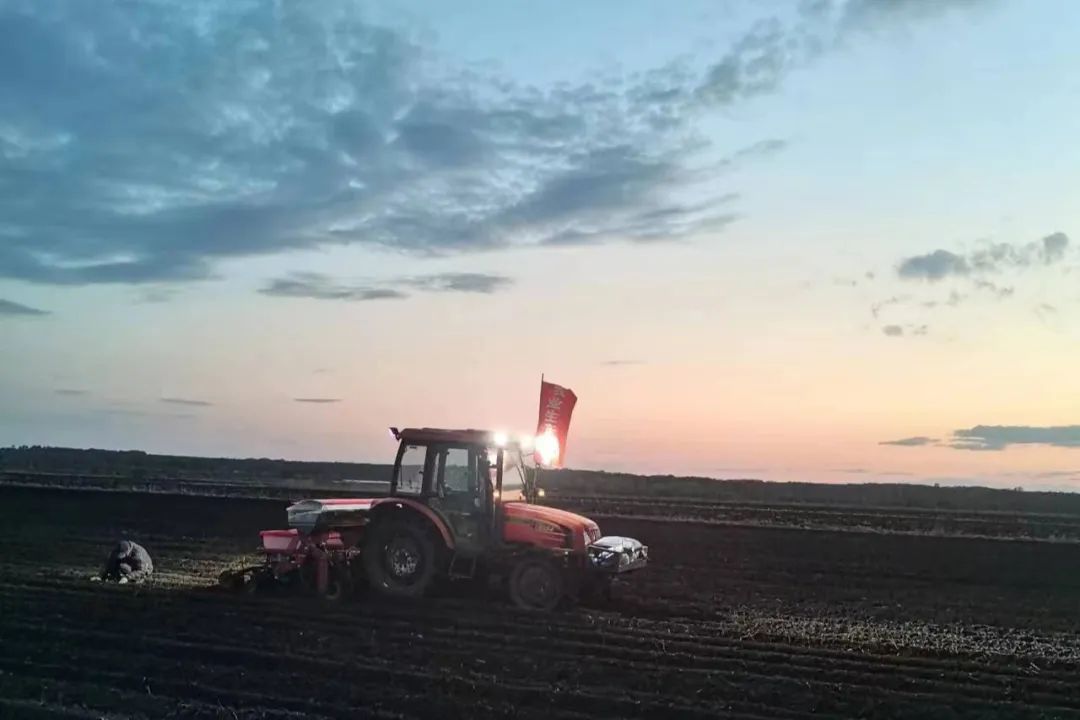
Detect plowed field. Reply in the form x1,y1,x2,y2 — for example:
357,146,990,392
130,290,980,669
3,486,1080,719
550,494,1080,542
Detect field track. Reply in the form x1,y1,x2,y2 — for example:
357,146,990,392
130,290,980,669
3,486,1080,719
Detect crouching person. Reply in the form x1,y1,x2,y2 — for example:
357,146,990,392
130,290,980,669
99,540,154,584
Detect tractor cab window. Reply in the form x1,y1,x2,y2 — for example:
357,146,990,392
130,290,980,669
439,447,476,496
501,447,526,500
397,444,427,495
433,445,486,516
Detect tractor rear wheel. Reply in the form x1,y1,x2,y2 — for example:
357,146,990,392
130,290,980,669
508,557,564,611
363,520,437,598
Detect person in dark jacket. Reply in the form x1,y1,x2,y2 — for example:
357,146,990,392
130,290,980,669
99,540,154,583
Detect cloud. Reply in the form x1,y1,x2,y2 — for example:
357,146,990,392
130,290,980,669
839,0,995,31
881,232,1071,329
259,271,511,301
0,2,987,288
695,18,800,107
403,273,512,294
973,279,1013,299
294,398,341,404
880,436,937,447
601,360,645,367
138,288,178,304
949,425,1080,451
54,388,87,396
695,0,991,109
260,273,407,302
160,397,213,407
0,4,747,285
514,145,743,248
721,139,788,166
881,323,926,337
897,233,1071,283
919,290,966,309
92,406,194,420
0,298,49,316
870,295,909,319
897,250,970,281
1042,232,1069,262
1035,303,1058,323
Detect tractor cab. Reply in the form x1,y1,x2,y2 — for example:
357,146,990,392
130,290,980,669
388,427,535,556
384,427,637,565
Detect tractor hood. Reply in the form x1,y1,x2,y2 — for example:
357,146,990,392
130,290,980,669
502,501,600,540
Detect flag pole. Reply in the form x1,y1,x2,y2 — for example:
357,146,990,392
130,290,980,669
534,373,544,503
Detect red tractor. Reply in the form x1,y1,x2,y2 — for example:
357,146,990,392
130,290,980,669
221,427,647,610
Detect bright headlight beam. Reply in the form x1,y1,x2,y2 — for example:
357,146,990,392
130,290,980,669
535,430,559,466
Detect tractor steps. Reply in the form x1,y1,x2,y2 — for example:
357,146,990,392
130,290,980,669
448,554,478,579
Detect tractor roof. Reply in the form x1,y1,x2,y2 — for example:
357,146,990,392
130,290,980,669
395,427,510,447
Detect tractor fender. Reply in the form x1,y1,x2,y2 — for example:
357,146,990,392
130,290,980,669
368,498,455,550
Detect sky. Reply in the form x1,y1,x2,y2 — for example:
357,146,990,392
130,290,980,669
3,0,1080,490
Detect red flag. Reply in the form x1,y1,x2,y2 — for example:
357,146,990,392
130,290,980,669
534,378,577,467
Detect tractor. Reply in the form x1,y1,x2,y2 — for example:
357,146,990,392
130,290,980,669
220,427,647,610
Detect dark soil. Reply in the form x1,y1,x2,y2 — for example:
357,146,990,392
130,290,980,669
3,486,1080,719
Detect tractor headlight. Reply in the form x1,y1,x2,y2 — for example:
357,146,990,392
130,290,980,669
535,430,559,466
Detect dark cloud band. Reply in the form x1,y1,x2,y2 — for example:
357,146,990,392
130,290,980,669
880,436,937,447
258,272,512,301
882,426,1080,451
897,233,1070,282
0,298,50,316
1,1,983,288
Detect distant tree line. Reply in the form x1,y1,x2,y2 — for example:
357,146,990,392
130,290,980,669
4,446,1079,516
0,446,390,484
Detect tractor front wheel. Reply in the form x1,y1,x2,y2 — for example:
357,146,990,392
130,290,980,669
363,520,437,598
509,557,564,611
